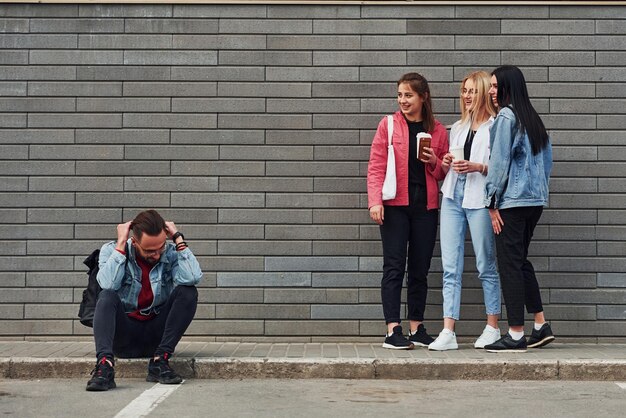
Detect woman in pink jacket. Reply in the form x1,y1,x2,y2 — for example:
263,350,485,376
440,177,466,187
367,72,449,350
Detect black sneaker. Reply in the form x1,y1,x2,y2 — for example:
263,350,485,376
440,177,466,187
408,324,435,347
382,325,414,350
146,353,183,384
485,333,527,353
528,323,555,348
86,357,116,391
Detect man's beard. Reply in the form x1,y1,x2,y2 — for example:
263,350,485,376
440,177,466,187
141,254,160,265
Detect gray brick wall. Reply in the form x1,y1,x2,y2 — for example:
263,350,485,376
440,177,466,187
0,3,625,341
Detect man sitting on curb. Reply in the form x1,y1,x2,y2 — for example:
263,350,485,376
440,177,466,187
86,209,202,391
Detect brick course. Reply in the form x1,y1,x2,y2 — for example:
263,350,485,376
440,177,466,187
0,3,624,340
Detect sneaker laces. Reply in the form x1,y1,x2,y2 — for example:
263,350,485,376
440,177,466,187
154,353,177,376
91,357,111,377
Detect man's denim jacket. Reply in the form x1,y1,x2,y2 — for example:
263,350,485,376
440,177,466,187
484,106,553,209
96,239,203,315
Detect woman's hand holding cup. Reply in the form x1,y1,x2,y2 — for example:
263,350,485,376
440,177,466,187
419,147,437,168
452,159,482,174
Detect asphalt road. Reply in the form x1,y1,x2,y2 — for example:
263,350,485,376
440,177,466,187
1,378,625,417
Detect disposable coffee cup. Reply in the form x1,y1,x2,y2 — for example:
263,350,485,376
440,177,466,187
416,132,432,160
450,146,464,161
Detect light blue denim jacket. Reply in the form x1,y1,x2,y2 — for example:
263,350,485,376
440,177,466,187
484,107,553,209
96,239,203,315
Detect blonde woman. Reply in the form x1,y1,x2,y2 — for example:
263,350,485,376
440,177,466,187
429,71,501,351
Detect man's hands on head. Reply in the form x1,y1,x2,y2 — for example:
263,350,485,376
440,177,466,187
164,221,179,241
116,219,182,253
116,221,132,252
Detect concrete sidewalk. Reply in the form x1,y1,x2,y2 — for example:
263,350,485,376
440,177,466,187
1,341,626,381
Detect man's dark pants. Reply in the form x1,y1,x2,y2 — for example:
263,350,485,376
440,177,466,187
93,286,198,361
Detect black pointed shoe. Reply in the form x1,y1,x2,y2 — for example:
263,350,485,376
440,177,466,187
528,323,555,348
485,333,527,353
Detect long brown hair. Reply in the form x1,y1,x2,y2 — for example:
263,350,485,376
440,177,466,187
397,72,436,133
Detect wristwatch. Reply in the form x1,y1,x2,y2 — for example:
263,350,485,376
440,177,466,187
171,231,185,242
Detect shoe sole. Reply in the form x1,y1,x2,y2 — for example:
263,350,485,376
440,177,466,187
146,375,183,384
485,348,527,353
86,381,116,391
527,335,555,348
428,345,458,351
409,341,431,347
382,343,414,350
474,341,499,349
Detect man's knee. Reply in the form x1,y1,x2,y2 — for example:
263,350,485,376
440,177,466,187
171,285,198,304
93,289,122,322
96,289,121,307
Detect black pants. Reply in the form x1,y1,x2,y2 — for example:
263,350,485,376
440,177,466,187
495,206,544,326
93,286,198,361
379,205,438,324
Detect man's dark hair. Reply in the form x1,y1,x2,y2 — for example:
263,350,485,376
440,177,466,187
131,209,166,240
492,65,549,155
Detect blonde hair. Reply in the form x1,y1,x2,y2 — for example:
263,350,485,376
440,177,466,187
459,70,496,124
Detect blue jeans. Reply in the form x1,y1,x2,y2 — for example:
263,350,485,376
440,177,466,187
440,175,501,320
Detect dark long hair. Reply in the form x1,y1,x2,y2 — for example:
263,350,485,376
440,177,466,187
492,65,549,155
397,72,436,133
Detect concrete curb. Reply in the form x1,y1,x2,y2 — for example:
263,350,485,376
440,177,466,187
4,357,626,381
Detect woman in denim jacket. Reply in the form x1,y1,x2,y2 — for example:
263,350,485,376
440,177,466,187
429,71,502,351
483,65,555,352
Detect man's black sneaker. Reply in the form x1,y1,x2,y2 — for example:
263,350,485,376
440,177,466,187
146,353,183,384
408,324,435,347
382,325,414,350
528,323,555,348
86,357,116,391
485,333,527,353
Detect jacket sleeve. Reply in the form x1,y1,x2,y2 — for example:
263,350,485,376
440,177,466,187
484,112,516,208
96,241,128,290
367,117,389,209
543,136,553,186
170,246,203,286
426,124,449,181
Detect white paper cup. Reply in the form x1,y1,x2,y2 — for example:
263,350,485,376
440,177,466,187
450,146,464,161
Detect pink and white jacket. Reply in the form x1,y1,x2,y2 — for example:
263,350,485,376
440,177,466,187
367,111,449,210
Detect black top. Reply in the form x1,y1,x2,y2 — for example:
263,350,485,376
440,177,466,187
464,129,476,161
406,118,427,209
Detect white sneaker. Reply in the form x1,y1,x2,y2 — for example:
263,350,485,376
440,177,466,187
428,329,458,351
474,325,501,349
